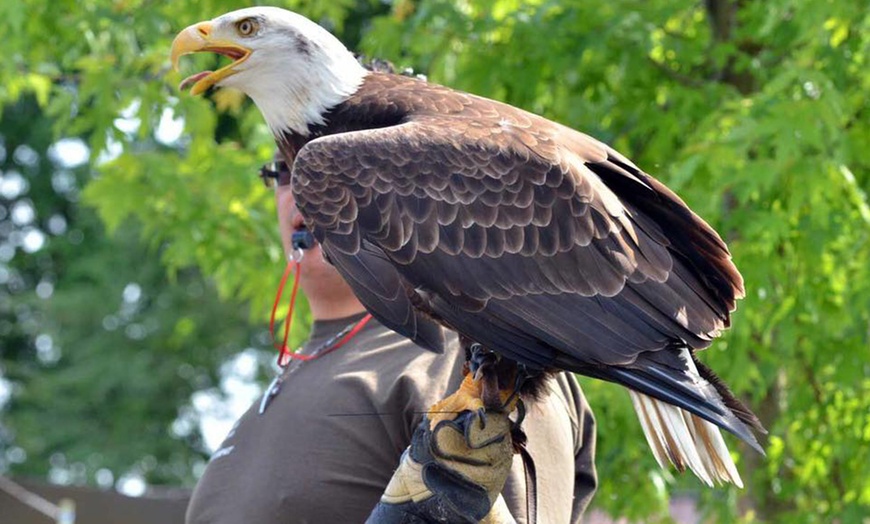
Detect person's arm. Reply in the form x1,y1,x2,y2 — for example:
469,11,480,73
562,374,598,522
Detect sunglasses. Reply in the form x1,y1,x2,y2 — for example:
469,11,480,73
259,161,292,188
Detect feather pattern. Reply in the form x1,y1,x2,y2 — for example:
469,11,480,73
629,358,744,488
284,72,762,485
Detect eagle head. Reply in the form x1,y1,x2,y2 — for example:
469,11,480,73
170,7,367,135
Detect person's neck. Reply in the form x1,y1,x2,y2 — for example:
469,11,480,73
309,295,367,321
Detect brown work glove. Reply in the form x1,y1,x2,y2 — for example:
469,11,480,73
366,409,517,523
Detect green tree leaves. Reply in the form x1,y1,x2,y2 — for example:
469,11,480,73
1,0,868,521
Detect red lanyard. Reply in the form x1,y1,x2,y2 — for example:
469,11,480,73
269,259,373,366
269,259,303,366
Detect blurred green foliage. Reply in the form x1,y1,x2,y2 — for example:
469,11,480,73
1,0,868,521
0,95,266,486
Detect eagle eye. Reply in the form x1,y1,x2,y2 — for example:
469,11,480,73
236,18,259,37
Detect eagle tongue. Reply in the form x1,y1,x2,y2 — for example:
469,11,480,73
179,71,213,91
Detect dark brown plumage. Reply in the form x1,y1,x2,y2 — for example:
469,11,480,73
281,73,762,453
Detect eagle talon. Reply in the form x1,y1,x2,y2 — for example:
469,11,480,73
477,407,487,430
468,344,498,377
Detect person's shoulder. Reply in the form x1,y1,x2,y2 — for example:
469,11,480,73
331,323,465,399
352,322,462,367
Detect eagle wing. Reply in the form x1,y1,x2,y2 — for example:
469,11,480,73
292,108,757,444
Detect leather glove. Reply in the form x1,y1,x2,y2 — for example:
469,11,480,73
366,409,516,523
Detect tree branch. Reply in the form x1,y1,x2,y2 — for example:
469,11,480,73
703,0,759,94
646,57,706,88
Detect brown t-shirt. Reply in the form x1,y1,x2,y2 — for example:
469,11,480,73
186,316,596,524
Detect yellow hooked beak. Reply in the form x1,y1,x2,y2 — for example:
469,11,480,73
170,21,252,95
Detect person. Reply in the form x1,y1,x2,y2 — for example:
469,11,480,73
184,160,597,523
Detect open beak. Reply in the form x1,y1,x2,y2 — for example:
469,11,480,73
170,21,252,95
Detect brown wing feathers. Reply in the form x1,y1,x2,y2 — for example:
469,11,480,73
294,105,730,342
585,152,744,319
291,73,760,450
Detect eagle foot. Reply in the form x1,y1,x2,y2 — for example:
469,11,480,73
428,373,486,430
428,344,519,431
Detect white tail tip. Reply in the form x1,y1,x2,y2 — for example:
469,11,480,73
629,390,744,488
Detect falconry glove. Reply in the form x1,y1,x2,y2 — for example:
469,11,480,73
367,409,517,524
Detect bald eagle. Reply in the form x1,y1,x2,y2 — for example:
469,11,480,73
171,7,764,487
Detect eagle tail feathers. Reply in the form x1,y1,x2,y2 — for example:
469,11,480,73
601,363,764,455
693,356,766,434
629,390,743,487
